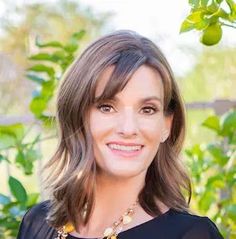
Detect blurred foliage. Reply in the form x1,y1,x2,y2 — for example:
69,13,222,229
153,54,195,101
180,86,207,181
179,46,236,148
0,123,41,238
181,0,236,45
1,1,235,238
0,0,109,55
0,29,86,238
0,176,39,238
0,1,110,237
180,6,236,235
27,29,86,125
0,0,111,115
179,47,236,102
186,110,236,238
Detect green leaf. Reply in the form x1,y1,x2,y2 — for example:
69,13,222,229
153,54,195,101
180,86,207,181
0,124,25,140
52,50,66,60
220,110,236,135
207,2,219,13
38,115,56,128
41,79,56,98
185,144,205,161
26,73,45,84
29,79,56,118
29,53,53,61
199,190,215,212
0,217,19,230
60,55,74,71
24,149,40,174
229,132,236,144
0,154,4,162
30,96,48,117
184,9,210,31
206,175,225,188
65,30,86,54
189,0,200,8
214,8,230,19
226,167,236,187
201,0,210,7
180,19,196,33
29,53,57,62
64,42,78,53
202,115,220,132
70,30,86,41
0,154,10,163
226,0,236,16
0,124,25,149
226,204,236,221
36,37,64,49
8,176,27,204
207,144,229,166
187,10,204,23
0,134,16,150
26,193,39,207
15,149,24,162
195,19,210,30
28,64,55,77
29,52,65,63
15,149,38,175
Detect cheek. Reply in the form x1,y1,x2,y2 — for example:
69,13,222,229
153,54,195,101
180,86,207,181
89,111,113,145
140,118,164,143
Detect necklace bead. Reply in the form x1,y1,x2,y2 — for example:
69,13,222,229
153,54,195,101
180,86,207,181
103,227,113,237
55,201,138,239
122,215,132,224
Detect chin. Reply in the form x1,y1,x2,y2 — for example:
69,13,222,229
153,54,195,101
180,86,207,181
98,165,148,180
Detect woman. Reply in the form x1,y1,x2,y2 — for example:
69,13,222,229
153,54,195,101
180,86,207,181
17,30,223,239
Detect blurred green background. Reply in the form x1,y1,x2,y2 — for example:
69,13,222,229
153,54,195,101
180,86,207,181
0,0,235,238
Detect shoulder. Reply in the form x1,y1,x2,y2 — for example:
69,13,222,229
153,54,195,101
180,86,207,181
23,200,50,221
17,201,56,239
121,209,223,239
167,209,224,239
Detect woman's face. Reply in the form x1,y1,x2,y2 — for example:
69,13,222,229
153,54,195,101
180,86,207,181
89,64,172,180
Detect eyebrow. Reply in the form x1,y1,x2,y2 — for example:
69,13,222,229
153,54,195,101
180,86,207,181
113,95,163,105
94,95,163,105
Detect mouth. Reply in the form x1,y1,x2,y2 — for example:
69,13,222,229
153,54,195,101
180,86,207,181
106,142,144,157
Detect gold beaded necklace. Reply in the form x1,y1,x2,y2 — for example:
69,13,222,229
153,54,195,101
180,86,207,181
55,201,138,239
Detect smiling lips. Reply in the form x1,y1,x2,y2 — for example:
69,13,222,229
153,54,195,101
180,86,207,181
107,142,144,158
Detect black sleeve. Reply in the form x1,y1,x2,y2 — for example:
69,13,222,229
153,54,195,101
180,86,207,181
182,217,224,239
17,201,56,239
17,208,31,239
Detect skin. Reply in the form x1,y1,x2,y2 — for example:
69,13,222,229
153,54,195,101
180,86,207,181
72,64,172,238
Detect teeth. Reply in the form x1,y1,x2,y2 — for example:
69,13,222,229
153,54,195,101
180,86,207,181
108,144,142,151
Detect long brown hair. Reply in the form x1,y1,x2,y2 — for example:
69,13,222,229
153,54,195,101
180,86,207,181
44,30,191,229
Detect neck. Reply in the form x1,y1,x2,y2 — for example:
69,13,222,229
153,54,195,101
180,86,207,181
95,171,146,206
77,172,146,237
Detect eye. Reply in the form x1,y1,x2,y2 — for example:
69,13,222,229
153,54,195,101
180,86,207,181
140,106,158,115
97,104,115,113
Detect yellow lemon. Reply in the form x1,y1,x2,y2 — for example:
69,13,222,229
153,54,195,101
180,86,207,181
200,23,222,46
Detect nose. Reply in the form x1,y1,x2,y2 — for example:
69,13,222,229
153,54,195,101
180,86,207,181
116,108,138,137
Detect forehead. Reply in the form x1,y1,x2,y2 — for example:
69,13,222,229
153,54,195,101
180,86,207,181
95,64,164,100
95,65,116,97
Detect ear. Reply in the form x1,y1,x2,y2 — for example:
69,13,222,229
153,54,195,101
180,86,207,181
161,114,173,143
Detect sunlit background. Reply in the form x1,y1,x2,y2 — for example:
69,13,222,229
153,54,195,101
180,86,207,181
1,0,235,192
0,1,235,237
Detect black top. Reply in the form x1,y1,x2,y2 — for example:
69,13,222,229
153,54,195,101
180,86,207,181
17,201,224,239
